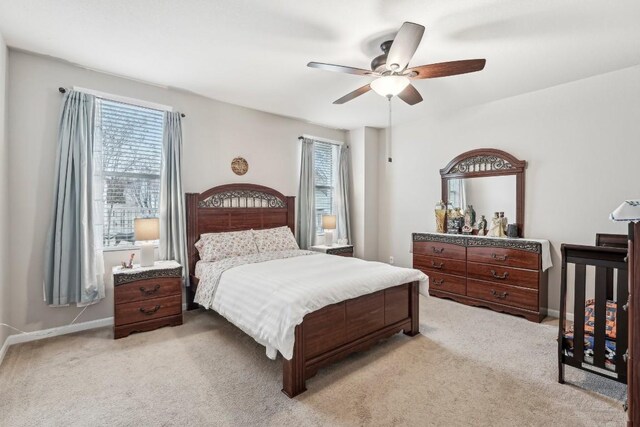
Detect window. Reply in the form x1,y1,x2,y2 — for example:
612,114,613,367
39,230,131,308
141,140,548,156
96,99,164,247
314,141,338,233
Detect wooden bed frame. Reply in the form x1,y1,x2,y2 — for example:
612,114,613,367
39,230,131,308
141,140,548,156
185,183,419,397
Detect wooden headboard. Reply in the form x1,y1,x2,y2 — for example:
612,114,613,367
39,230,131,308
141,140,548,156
185,183,295,308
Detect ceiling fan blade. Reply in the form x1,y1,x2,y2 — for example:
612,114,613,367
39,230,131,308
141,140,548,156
397,84,423,105
386,22,425,72
407,59,486,79
307,62,374,76
333,84,372,104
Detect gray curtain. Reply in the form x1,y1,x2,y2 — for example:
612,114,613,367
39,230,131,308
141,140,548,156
297,137,316,249
44,90,105,306
159,112,188,282
336,144,352,243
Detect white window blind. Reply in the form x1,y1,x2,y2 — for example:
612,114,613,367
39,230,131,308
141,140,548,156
97,99,164,247
314,141,337,232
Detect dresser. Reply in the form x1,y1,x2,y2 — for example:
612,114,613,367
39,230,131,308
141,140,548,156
113,260,183,339
413,233,549,322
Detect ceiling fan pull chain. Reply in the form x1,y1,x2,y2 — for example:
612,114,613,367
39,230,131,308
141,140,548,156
387,96,393,163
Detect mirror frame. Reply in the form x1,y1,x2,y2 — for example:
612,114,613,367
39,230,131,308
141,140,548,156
440,148,527,237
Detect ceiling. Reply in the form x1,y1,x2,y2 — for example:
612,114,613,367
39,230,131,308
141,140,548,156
0,0,639,130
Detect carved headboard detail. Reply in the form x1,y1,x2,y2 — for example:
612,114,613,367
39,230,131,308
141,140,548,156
185,183,295,308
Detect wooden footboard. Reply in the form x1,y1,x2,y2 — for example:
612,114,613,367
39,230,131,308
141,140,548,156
282,281,420,397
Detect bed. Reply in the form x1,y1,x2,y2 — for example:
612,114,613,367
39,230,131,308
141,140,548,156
185,183,426,397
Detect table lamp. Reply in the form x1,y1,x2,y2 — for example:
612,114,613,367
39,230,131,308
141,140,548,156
134,218,159,267
322,215,336,246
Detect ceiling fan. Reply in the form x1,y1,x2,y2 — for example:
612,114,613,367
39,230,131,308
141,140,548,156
307,22,486,105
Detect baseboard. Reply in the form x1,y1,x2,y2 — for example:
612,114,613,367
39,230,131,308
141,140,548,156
0,317,114,366
546,309,574,322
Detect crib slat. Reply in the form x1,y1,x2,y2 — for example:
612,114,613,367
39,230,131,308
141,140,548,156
573,264,586,363
605,267,614,300
616,269,629,377
593,267,608,368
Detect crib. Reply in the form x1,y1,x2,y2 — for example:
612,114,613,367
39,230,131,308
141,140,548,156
558,234,628,384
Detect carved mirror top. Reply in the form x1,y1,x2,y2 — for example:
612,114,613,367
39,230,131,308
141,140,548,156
440,148,526,178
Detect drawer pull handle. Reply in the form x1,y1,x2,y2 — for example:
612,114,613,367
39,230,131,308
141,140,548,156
432,279,444,285
490,289,508,299
139,284,161,296
432,247,445,254
491,253,508,261
490,270,509,280
139,305,161,315
431,261,444,269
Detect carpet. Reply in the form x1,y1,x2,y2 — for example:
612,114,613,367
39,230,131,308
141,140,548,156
0,296,627,426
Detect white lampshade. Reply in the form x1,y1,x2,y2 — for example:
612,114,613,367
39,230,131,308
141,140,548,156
370,76,410,97
134,218,159,241
322,215,336,230
610,200,640,222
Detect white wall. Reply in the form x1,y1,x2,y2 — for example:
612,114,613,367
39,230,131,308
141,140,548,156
0,34,9,351
6,50,345,336
349,127,379,260
378,65,640,314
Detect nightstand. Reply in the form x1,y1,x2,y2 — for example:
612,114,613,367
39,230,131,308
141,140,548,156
309,244,354,257
113,260,183,339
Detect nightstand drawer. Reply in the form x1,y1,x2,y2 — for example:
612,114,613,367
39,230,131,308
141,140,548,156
114,294,182,327
115,277,181,304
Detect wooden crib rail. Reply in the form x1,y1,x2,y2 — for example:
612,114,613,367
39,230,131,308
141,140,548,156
559,244,628,384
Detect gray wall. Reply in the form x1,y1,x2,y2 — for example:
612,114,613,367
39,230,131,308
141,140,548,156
0,34,9,350
376,65,640,316
5,50,345,336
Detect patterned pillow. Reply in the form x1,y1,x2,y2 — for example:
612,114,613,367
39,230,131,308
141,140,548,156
195,230,258,262
252,226,299,253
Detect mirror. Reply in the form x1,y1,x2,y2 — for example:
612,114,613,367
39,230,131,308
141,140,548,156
447,176,517,223
441,149,527,237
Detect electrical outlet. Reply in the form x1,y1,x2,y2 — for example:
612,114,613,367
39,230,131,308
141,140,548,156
389,256,394,264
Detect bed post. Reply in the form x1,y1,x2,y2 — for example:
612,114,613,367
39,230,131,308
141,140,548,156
404,281,420,337
286,196,295,235
282,324,306,397
185,192,199,311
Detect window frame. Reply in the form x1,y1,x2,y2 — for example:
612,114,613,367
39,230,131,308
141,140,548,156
87,89,172,250
304,134,344,236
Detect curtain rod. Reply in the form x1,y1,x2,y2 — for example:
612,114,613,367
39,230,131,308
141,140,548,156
58,87,186,118
298,135,344,146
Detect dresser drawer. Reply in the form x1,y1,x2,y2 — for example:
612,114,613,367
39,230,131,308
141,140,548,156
427,272,466,295
414,255,466,276
115,278,181,305
114,294,182,326
467,279,538,311
467,262,539,289
413,241,466,260
467,247,539,270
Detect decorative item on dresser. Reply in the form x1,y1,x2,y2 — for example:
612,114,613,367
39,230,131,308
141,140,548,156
413,233,551,322
309,244,354,257
185,183,420,397
113,260,183,339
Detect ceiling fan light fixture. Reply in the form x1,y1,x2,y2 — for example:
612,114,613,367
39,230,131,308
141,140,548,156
370,75,410,97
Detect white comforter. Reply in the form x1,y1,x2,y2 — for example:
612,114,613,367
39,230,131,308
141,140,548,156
194,251,427,360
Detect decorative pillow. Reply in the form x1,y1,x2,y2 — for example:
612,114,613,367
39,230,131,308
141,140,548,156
195,230,258,262
252,226,299,253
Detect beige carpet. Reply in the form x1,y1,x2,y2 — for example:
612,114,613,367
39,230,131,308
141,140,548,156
0,296,626,426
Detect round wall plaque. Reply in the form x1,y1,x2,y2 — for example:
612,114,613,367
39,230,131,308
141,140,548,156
231,157,249,175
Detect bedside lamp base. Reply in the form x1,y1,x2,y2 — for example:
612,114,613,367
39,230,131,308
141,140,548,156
139,243,155,267
324,230,334,246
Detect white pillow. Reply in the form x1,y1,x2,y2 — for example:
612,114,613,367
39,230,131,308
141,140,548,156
195,230,258,262
252,226,299,253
